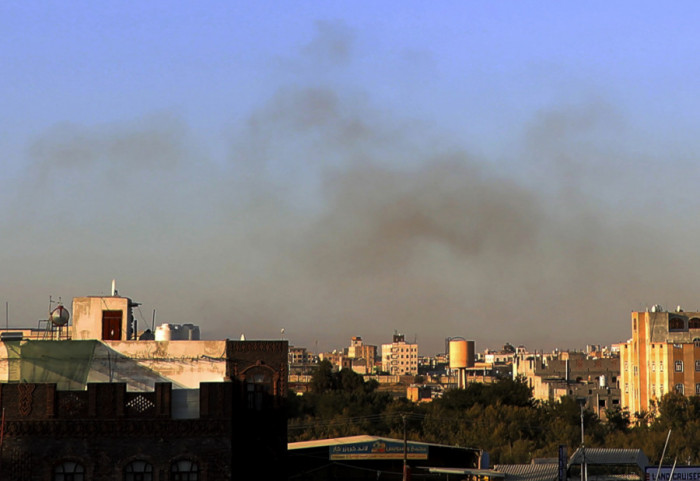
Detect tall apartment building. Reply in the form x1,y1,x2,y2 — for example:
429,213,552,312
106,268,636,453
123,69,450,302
347,336,377,374
382,333,418,376
620,306,700,415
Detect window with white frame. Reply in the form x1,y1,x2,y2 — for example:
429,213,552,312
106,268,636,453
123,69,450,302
675,383,685,394
675,360,684,372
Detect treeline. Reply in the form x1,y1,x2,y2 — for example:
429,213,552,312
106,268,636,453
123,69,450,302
288,360,700,464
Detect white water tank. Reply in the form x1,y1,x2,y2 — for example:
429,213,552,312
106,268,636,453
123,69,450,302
155,324,172,341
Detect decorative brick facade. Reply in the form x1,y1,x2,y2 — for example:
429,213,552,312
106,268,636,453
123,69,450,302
0,339,287,480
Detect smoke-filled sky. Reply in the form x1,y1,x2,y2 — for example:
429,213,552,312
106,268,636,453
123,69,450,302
3,2,700,354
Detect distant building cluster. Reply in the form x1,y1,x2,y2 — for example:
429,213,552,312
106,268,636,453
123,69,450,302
287,302,700,423
287,331,624,413
3,280,695,480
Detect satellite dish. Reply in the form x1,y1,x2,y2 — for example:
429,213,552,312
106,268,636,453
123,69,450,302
281,328,285,335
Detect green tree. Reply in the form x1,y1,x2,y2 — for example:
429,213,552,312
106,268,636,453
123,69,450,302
310,359,334,394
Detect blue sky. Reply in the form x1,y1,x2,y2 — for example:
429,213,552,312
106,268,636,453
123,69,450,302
3,2,700,353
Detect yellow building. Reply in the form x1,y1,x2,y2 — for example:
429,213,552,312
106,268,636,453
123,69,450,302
620,306,700,415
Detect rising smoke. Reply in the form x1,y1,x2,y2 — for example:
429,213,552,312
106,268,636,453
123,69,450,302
2,21,697,354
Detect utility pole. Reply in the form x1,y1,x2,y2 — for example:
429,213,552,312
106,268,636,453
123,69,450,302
402,414,408,481
580,402,586,481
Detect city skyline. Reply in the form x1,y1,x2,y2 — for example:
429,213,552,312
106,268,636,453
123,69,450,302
4,3,700,355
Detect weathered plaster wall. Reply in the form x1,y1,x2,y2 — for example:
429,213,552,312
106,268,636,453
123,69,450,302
87,340,228,390
72,296,132,340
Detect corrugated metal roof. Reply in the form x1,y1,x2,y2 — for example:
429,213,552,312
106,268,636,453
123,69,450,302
568,448,649,469
289,435,477,451
426,467,506,477
494,463,559,481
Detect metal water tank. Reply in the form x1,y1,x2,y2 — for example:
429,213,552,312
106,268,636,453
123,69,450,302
465,340,475,368
170,324,182,340
50,305,70,327
449,339,468,369
181,324,200,340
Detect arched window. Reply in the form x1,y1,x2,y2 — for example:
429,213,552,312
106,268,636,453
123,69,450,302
669,317,685,331
124,460,153,481
171,460,199,481
690,318,700,329
54,461,85,481
243,366,274,411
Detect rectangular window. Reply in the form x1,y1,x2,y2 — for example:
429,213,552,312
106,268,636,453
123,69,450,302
675,360,684,372
696,384,700,395
676,383,685,394
651,384,655,396
652,362,656,372
660,384,664,395
660,361,664,372
624,361,628,371
695,360,700,372
624,384,629,393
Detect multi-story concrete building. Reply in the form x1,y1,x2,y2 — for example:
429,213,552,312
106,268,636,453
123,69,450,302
347,336,377,374
381,333,418,376
513,349,621,419
289,346,311,366
621,305,700,415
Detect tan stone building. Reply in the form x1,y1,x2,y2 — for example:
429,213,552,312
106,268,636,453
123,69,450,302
382,333,418,376
620,306,700,415
347,336,377,374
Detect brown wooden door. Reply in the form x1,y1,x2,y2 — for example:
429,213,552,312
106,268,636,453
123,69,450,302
102,310,122,340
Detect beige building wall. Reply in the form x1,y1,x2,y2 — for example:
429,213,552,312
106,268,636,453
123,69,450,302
72,296,134,341
381,341,418,376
